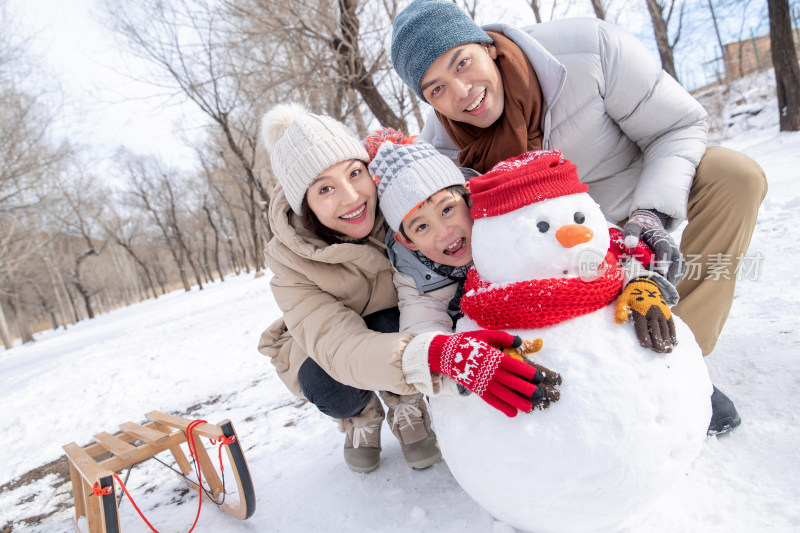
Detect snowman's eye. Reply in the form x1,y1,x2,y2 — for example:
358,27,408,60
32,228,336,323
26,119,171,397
574,212,585,224
537,221,550,233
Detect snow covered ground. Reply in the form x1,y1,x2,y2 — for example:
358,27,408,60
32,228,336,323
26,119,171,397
2,82,799,532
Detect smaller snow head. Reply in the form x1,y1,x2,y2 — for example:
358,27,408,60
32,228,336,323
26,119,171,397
468,151,609,283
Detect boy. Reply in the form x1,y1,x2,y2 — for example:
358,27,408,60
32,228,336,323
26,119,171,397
366,130,474,339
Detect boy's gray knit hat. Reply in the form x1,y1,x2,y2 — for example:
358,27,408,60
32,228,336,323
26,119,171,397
368,135,465,232
261,103,369,215
391,0,493,102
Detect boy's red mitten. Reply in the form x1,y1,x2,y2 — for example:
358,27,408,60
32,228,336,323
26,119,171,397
428,330,539,417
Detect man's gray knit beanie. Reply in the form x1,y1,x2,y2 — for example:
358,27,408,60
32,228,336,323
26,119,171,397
391,0,493,102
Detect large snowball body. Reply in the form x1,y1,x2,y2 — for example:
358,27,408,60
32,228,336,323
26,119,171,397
431,191,712,532
432,310,712,532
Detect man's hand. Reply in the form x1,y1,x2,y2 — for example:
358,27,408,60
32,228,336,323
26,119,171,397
623,209,686,285
614,277,677,353
428,330,540,417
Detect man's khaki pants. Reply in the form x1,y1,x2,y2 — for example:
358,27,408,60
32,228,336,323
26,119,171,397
671,146,767,355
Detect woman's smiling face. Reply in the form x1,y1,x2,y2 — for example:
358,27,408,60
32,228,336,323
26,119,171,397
305,159,377,239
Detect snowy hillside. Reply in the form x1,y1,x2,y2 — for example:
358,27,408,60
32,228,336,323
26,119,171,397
1,79,799,532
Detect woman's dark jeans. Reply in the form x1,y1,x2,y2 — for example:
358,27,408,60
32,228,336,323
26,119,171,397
297,307,400,419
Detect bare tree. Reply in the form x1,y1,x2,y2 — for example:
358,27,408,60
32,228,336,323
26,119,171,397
196,157,228,281
336,0,408,131
122,153,203,292
645,0,686,82
101,0,269,271
100,208,160,299
768,0,800,131
52,171,108,319
0,90,68,344
227,0,408,132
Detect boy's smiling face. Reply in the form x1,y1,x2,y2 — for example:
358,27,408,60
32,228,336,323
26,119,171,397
394,189,473,267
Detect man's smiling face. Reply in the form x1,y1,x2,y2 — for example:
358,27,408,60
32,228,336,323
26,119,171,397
420,43,504,129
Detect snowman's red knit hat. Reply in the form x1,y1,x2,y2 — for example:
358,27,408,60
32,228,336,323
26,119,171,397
469,150,588,219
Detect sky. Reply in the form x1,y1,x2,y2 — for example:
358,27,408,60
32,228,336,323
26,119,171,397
0,68,799,532
8,0,203,169
7,0,773,179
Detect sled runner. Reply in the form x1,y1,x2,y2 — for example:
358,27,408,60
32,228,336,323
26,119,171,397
62,410,256,533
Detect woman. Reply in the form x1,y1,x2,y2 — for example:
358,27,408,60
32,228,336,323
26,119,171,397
257,104,537,473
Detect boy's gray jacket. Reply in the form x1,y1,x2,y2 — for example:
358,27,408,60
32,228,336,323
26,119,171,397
420,18,708,231
257,186,419,398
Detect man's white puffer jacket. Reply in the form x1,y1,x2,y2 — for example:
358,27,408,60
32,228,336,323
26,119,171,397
420,18,708,231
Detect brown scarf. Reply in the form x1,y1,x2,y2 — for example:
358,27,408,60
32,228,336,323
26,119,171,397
437,31,544,174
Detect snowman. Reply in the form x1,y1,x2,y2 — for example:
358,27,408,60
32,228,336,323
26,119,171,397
430,151,712,533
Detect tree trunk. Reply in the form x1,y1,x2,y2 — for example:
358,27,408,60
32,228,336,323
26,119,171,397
247,185,262,271
226,237,240,275
109,247,133,306
0,300,13,349
590,0,606,20
31,282,60,332
63,278,82,322
350,89,368,138
41,249,73,327
706,0,726,80
529,0,542,23
768,0,800,131
120,243,158,299
335,0,408,132
202,204,225,282
153,259,169,295
11,293,34,343
72,248,97,319
199,231,212,284
163,181,204,290
72,275,95,320
173,249,191,291
645,0,680,82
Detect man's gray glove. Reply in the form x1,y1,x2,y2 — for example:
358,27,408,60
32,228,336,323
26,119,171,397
623,209,686,286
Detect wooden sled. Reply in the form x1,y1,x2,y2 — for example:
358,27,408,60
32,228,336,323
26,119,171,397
62,411,256,533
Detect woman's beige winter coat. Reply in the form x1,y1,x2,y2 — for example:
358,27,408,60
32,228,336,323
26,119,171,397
257,187,419,398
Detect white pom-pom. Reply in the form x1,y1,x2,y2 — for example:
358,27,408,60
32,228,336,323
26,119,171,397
624,235,640,249
261,103,308,152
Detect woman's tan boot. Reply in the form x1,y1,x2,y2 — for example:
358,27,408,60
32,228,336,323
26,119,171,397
380,391,441,469
337,393,385,473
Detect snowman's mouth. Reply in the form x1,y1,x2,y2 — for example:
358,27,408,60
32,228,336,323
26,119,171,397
443,238,466,255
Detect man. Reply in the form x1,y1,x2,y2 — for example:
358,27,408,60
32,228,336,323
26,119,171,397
391,0,767,434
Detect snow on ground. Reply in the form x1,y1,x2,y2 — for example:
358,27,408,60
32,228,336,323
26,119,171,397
2,82,800,532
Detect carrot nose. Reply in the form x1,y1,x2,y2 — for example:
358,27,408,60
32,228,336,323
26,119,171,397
555,224,593,248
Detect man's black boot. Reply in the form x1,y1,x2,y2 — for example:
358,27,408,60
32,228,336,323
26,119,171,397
707,385,742,435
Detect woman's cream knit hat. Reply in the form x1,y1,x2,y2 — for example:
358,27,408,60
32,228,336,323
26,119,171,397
261,103,369,214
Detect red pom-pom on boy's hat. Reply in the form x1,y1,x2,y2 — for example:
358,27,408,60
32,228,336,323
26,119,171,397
469,150,588,219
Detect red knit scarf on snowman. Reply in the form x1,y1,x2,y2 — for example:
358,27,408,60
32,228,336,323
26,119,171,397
460,252,623,330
